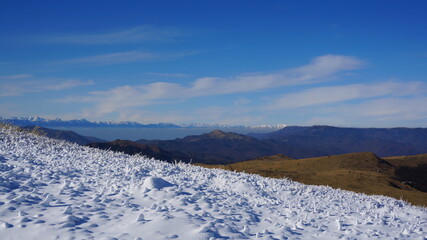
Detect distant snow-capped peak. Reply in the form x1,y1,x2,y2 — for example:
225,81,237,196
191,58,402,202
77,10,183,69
249,124,287,129
179,123,246,128
1,116,286,129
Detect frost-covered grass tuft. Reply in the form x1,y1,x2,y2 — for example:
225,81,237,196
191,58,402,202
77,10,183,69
0,126,426,239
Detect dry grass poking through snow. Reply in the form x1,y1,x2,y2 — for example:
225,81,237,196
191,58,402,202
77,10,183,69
1,126,426,239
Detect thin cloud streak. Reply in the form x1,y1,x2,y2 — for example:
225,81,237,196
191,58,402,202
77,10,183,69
289,54,366,80
0,78,94,97
40,25,182,45
141,72,189,78
190,55,364,96
79,104,263,125
269,81,425,109
304,96,427,127
56,50,198,66
67,54,363,116
341,97,427,120
0,74,33,80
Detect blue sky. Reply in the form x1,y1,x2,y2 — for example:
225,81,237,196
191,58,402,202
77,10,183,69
1,0,427,127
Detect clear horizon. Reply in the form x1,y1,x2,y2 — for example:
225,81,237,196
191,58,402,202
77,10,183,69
1,1,427,127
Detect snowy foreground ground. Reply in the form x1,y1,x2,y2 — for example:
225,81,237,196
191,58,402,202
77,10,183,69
0,127,426,240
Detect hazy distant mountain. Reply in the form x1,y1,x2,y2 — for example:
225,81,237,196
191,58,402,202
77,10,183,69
137,130,326,164
179,123,246,128
0,116,286,130
249,124,287,129
15,121,427,159
249,125,427,157
22,126,107,145
1,116,180,128
179,123,286,129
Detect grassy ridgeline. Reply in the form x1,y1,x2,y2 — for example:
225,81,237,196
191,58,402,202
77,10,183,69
198,152,427,207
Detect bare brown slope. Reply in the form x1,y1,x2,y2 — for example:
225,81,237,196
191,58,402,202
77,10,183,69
384,154,427,193
198,152,427,207
384,153,427,167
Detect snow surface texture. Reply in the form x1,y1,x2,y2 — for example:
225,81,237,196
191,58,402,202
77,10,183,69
0,126,426,240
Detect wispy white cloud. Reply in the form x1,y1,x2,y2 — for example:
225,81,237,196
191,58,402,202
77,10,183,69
0,74,33,80
141,72,189,78
64,54,363,116
56,50,197,66
269,81,425,109
42,79,94,91
0,103,22,118
0,78,94,97
41,25,182,45
339,97,427,121
188,55,364,96
95,109,195,124
303,96,427,127
233,97,251,106
191,105,263,125
51,54,427,127
288,54,365,81
87,104,263,125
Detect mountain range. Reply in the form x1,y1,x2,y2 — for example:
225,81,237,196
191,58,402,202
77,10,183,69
0,116,180,128
21,126,107,145
13,124,427,164
0,116,286,129
136,130,325,164
249,125,427,157
133,126,427,162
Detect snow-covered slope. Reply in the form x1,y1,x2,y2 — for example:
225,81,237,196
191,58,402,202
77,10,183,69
0,126,426,239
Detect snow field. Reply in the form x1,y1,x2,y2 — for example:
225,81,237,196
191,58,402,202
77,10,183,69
0,126,426,239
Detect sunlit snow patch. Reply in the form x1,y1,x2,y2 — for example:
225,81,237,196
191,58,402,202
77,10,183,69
142,176,174,190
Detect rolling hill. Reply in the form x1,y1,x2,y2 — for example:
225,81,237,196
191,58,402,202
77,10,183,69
137,130,326,164
15,125,427,162
199,152,427,206
384,154,427,193
21,126,107,145
250,125,427,157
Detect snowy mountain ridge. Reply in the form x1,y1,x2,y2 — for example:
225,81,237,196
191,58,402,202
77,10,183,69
0,116,286,130
178,123,246,128
0,125,426,239
0,116,179,128
249,124,287,129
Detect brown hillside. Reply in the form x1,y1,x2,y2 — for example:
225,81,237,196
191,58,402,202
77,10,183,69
253,154,295,161
384,154,427,193
384,153,427,167
198,152,427,207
